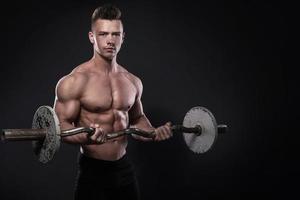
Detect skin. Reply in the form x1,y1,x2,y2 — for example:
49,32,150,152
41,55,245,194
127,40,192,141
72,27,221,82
53,19,172,161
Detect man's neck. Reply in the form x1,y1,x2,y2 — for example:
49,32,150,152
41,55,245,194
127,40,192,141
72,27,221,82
92,52,118,74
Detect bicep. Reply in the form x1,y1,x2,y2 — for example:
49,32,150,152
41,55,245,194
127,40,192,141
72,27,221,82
128,75,145,122
54,98,80,124
53,75,82,124
129,98,144,124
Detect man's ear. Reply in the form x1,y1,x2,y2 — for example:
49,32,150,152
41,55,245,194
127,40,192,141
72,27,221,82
122,32,125,43
88,31,94,44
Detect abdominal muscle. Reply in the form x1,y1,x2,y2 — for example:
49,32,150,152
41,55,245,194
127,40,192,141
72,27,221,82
77,108,129,161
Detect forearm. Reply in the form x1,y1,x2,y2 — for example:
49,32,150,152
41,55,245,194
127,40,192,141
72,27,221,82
130,115,155,141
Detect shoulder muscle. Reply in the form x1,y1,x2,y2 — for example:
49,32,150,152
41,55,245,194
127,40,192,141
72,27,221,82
55,72,87,102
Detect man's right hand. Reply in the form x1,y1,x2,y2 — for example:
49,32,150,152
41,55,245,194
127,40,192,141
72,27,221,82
89,123,107,144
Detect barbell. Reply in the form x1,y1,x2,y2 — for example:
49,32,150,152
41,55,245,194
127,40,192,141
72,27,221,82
1,106,227,163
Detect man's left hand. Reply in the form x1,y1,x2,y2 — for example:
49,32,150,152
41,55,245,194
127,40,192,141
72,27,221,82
154,122,173,141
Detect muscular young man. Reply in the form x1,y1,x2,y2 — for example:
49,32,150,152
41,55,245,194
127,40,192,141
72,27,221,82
53,5,172,200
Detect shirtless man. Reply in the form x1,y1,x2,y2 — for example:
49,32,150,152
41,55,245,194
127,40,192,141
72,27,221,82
53,5,172,200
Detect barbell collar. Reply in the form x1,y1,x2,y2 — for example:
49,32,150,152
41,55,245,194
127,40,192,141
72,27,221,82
217,124,227,134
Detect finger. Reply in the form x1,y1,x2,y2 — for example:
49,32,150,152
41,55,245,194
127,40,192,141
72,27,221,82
155,134,163,141
101,135,107,143
158,128,168,140
165,125,173,137
90,131,101,141
96,137,105,144
94,128,104,138
154,130,162,141
98,132,107,143
90,134,97,141
165,122,172,127
90,127,103,141
96,136,102,143
159,128,168,140
162,126,171,139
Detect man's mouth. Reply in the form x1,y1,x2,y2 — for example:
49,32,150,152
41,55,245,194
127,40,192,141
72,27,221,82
105,48,115,51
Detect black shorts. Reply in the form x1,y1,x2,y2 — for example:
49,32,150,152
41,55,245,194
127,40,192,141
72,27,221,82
74,154,140,200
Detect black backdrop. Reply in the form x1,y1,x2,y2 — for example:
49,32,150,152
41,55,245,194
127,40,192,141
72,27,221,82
0,0,291,200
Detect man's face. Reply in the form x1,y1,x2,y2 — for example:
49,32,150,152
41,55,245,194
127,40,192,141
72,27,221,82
89,19,124,60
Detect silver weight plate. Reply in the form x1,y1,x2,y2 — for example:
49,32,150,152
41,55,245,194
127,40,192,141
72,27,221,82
183,107,218,153
32,106,61,163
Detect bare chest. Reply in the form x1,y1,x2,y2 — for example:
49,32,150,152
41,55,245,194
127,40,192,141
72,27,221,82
81,75,136,112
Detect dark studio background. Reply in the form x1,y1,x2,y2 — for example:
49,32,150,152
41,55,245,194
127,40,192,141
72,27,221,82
0,0,292,200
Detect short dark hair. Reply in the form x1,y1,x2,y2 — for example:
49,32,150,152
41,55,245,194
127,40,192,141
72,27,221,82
91,4,122,26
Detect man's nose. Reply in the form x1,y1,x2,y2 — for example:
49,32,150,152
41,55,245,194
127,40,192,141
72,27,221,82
107,34,115,46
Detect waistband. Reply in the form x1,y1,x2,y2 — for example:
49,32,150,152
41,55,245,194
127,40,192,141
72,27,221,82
78,153,130,169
